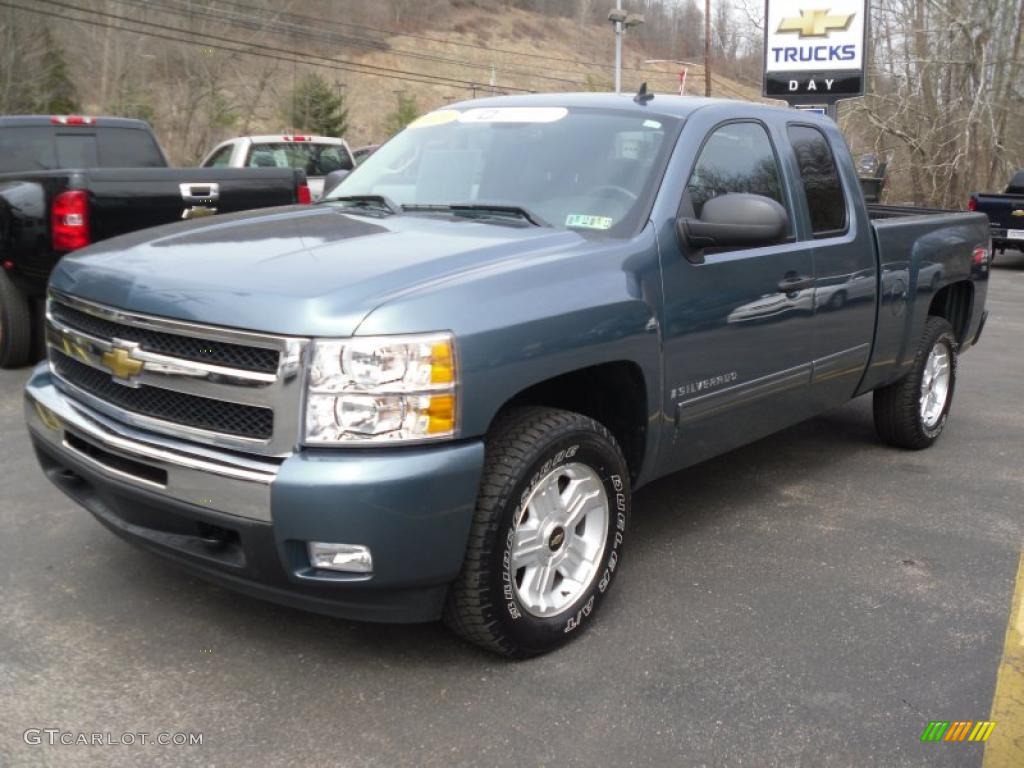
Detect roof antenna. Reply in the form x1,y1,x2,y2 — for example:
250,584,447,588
634,81,654,105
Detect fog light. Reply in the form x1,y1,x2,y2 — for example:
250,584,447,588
307,542,373,573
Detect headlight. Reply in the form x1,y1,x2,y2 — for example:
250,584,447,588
304,333,457,444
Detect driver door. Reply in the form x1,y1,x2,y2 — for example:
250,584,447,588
657,120,817,472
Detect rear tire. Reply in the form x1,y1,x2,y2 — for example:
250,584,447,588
873,316,958,450
0,270,33,369
444,407,630,657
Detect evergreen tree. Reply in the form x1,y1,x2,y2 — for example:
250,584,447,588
384,93,420,136
285,73,348,137
35,28,79,114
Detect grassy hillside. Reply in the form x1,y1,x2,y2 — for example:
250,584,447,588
340,6,763,147
44,2,764,162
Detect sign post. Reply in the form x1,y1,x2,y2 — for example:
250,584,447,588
762,0,868,114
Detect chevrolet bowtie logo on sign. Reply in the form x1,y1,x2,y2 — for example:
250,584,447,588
777,9,855,38
101,346,145,382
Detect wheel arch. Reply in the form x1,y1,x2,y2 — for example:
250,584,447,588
487,360,651,485
928,280,973,344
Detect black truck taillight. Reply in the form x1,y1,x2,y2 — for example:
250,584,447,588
967,196,977,211
51,190,91,252
297,182,312,204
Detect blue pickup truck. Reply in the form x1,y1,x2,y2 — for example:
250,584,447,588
24,94,990,657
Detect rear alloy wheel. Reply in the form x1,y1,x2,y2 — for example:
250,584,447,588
873,316,958,449
0,270,33,369
444,407,629,657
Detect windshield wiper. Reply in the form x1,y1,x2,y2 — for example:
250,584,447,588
402,203,550,227
327,194,402,215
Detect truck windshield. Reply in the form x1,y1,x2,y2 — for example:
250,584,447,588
325,107,676,234
245,142,354,175
0,126,166,172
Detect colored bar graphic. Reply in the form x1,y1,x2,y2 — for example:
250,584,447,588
921,720,996,743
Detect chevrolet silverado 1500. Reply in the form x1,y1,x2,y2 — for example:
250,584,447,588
24,95,990,657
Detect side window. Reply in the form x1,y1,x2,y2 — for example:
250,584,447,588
204,145,234,167
787,125,847,236
686,122,785,218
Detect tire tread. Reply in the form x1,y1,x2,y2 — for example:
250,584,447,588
443,406,623,657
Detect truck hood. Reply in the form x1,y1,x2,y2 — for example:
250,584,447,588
50,204,587,337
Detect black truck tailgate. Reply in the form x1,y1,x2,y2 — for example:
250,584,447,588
81,167,304,242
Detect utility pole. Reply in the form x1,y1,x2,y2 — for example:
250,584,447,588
704,0,711,97
614,0,623,94
608,4,642,94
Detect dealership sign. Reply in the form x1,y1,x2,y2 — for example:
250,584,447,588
763,0,868,103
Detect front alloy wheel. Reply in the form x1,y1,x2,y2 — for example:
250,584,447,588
444,407,630,657
510,462,609,618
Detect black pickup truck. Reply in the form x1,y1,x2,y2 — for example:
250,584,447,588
969,170,1024,259
0,115,312,368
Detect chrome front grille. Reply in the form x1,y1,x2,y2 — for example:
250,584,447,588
50,302,281,373
51,354,274,439
45,291,308,456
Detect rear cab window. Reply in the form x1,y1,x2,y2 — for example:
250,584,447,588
0,125,165,171
245,142,354,175
786,125,848,237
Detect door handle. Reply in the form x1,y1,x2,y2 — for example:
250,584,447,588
179,182,220,204
778,275,814,293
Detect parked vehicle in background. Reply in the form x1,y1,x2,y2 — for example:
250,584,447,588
352,144,380,165
25,95,990,658
0,115,312,368
201,134,355,199
969,170,1024,259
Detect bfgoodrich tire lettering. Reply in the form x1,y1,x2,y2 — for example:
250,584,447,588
444,407,630,657
873,316,958,450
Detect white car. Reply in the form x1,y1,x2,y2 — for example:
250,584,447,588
200,134,355,199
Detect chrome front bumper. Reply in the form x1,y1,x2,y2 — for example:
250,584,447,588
25,364,280,522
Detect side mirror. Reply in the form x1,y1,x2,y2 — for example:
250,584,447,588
678,193,788,251
321,169,350,198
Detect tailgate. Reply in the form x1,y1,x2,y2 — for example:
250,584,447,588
81,167,302,241
975,194,1024,231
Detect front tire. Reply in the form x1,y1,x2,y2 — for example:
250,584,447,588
0,270,33,369
444,407,630,657
873,316,958,449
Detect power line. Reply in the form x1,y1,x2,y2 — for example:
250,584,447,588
128,0,591,87
5,0,756,102
217,0,671,77
19,0,535,93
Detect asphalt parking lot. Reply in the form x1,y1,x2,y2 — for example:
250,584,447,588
2,253,1022,768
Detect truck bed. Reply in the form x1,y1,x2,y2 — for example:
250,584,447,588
857,209,990,395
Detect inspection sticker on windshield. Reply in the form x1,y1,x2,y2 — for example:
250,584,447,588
566,214,613,230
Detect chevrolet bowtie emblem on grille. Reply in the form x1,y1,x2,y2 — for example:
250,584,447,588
778,9,855,37
1012,209,1024,217
101,347,145,381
